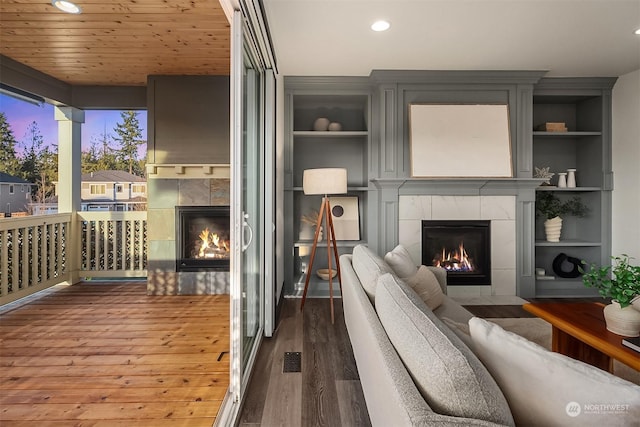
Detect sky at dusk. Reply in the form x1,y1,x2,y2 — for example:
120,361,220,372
0,94,147,152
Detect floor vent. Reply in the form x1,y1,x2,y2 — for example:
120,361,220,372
283,352,301,373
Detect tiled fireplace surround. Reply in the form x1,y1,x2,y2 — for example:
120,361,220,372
147,178,537,297
371,177,542,299
147,178,230,295
398,195,517,297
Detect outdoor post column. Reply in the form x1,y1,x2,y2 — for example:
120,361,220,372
55,106,84,285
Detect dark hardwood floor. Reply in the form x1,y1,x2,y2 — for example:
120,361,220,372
464,297,604,318
238,296,608,426
238,298,371,427
463,305,536,318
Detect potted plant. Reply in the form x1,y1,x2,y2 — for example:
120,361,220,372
581,254,640,337
535,192,588,242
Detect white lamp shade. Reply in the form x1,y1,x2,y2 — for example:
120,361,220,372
303,168,347,195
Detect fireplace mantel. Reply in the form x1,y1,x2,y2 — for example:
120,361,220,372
369,179,541,298
371,177,545,195
146,163,230,179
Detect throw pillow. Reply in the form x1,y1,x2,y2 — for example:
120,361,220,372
404,265,444,310
375,273,515,426
441,316,473,348
384,244,417,279
469,317,640,427
351,244,393,302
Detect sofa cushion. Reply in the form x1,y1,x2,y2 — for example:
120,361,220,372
384,244,418,279
351,244,394,302
375,273,515,426
441,316,473,348
404,265,444,310
469,317,640,427
432,295,474,324
425,266,448,295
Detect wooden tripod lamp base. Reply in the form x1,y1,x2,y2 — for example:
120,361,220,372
299,168,347,324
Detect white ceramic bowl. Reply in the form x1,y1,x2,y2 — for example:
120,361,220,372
316,268,337,280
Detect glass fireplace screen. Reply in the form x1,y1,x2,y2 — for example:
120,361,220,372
421,220,491,286
176,206,230,272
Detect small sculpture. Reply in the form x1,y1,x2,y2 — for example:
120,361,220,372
301,210,323,241
313,117,330,131
534,166,555,186
328,122,342,131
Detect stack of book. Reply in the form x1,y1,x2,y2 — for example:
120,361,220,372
622,336,640,353
535,122,568,132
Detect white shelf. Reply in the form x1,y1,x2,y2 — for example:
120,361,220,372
293,131,368,137
536,186,601,192
532,131,601,137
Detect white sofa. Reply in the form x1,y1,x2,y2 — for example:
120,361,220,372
340,244,640,427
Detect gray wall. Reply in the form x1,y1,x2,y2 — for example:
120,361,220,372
147,75,230,165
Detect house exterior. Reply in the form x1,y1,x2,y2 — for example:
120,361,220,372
33,170,147,214
0,172,34,216
78,170,147,211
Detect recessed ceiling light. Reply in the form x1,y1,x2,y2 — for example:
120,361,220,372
635,28,640,35
371,20,391,32
51,1,82,14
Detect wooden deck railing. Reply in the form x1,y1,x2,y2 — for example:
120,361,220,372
0,213,72,305
78,211,147,278
0,211,147,306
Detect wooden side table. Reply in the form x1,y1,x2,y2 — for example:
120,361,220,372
523,302,640,373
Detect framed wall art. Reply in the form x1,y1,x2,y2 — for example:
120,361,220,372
409,104,513,178
330,196,360,241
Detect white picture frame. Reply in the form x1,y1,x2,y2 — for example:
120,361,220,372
409,104,513,178
329,196,360,241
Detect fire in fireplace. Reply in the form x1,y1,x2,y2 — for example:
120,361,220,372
176,206,230,272
422,220,491,285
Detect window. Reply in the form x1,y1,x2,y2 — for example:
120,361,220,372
9,185,14,194
88,205,109,211
90,184,106,195
131,184,145,193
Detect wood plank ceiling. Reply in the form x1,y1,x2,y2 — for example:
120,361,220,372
0,0,230,87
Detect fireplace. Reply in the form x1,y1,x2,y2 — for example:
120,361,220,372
176,206,230,272
422,220,491,285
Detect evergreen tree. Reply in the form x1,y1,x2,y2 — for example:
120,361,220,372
37,146,58,203
113,111,145,175
83,129,119,173
20,121,45,184
19,121,57,203
81,143,100,173
0,112,21,175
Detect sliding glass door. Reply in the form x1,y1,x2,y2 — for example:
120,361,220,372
217,4,275,424
217,8,275,425
238,52,263,372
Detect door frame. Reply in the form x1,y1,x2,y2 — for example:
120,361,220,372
215,2,277,424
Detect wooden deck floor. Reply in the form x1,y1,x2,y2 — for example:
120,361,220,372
0,281,229,427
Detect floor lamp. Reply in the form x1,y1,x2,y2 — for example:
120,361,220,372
300,168,347,324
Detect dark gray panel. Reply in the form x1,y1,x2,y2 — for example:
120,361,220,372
149,75,230,164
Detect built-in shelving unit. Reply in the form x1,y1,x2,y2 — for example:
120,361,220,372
532,78,616,297
284,78,371,297
282,73,616,300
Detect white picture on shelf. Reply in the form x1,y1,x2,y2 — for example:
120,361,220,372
330,196,360,241
409,104,513,178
